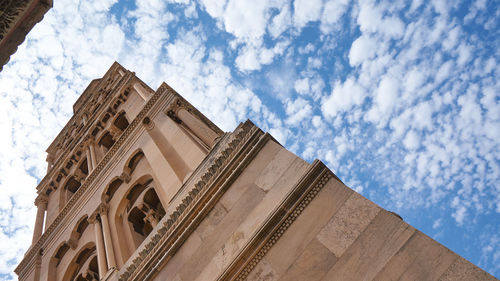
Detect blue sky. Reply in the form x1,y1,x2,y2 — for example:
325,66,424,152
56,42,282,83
0,0,499,279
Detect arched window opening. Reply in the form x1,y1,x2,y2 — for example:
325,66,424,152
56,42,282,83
78,158,88,176
64,246,98,281
127,151,144,174
104,178,123,202
91,127,100,137
54,243,70,266
127,185,165,244
113,112,129,131
102,113,111,124
65,176,81,197
125,182,149,211
72,217,89,242
74,255,99,281
98,132,115,152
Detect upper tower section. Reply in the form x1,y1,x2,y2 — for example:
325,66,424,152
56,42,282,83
17,62,225,281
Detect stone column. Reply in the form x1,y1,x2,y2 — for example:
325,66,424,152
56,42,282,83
144,209,159,228
88,214,107,277
118,69,125,77
88,138,98,171
32,194,48,244
98,203,116,270
133,82,150,101
177,108,219,148
85,146,93,171
108,125,122,141
142,117,191,182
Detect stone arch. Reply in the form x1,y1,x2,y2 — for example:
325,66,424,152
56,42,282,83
69,215,89,247
59,176,81,209
60,242,98,281
47,241,70,281
113,174,165,262
102,177,124,203
112,110,130,131
124,149,144,175
97,131,115,152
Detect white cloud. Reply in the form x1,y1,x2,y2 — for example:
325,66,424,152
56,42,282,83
349,35,377,66
357,0,405,39
293,0,322,29
321,77,366,119
320,0,349,33
285,97,312,125
403,130,420,150
365,75,399,126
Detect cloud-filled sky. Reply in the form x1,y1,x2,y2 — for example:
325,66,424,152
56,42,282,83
0,0,499,279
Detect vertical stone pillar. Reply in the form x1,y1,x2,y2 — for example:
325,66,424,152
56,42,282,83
32,194,48,244
144,209,159,228
98,203,116,270
118,69,125,76
88,138,98,171
177,108,219,148
109,125,122,141
133,82,150,101
86,146,93,171
88,214,107,277
142,117,191,182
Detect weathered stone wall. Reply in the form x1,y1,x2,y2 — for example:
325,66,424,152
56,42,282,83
151,138,496,281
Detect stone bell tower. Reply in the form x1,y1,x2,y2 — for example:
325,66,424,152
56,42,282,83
16,62,497,281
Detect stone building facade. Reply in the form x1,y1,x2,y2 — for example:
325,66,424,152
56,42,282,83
15,62,497,281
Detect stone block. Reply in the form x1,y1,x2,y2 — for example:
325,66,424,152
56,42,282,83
266,177,352,275
321,210,415,281
247,258,278,281
317,192,381,258
439,256,497,281
178,184,265,281
254,146,298,191
373,231,457,281
278,238,337,281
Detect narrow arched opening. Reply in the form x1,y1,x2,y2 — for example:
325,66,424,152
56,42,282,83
113,111,129,131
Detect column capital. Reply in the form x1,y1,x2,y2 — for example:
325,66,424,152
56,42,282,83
67,238,78,249
119,171,131,183
88,212,99,224
82,135,96,146
142,117,155,131
97,203,110,216
34,194,49,207
108,125,122,140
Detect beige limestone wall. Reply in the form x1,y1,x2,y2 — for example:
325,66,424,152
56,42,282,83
151,139,311,281
149,137,496,281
